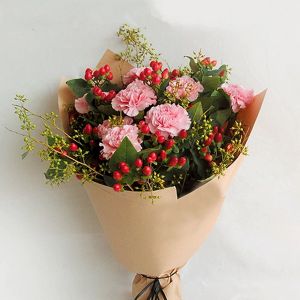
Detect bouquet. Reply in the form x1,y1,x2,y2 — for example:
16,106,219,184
12,25,265,299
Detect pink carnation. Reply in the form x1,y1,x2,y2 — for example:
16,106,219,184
145,103,191,138
74,95,90,114
97,117,133,138
99,124,142,159
123,67,146,85
222,84,254,113
166,75,204,102
111,80,157,117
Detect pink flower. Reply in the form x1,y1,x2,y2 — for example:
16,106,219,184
123,67,146,85
145,104,191,138
74,95,90,114
222,84,254,113
99,124,142,159
112,80,157,117
166,76,203,102
97,117,133,138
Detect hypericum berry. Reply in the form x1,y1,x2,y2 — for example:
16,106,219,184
140,124,150,134
119,162,127,169
204,153,213,162
214,133,223,143
201,57,211,66
120,164,130,174
93,86,102,96
105,90,116,101
160,150,167,160
134,158,143,168
204,137,212,146
99,67,106,75
211,60,217,67
106,72,113,80
93,70,100,78
104,64,110,73
113,171,123,181
89,139,95,147
142,166,152,176
150,61,161,71
157,135,165,144
219,127,225,134
139,71,147,81
213,126,219,134
152,76,161,85
208,132,215,139
147,152,157,163
100,91,107,99
171,69,180,77
201,147,208,153
83,123,93,135
69,143,78,152
85,68,93,80
179,129,188,139
161,68,169,79
113,183,122,192
139,120,146,128
165,139,175,149
225,143,233,152
144,67,152,77
178,156,187,166
92,127,99,135
219,70,225,77
168,156,178,167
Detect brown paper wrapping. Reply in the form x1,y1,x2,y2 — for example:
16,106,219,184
58,50,266,299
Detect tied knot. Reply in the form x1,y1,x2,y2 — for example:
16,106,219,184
134,270,178,300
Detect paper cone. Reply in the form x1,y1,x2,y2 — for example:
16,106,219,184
58,50,266,299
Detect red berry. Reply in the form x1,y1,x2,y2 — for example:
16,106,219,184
157,135,165,144
144,68,152,77
160,150,167,160
201,147,208,153
61,150,68,157
83,123,92,135
219,70,225,77
165,139,175,149
204,153,213,162
113,171,123,181
93,127,99,135
213,126,219,134
93,86,102,96
171,69,180,77
178,156,187,166
147,152,157,163
113,183,122,192
104,64,110,73
120,164,130,174
99,67,106,75
179,129,188,139
142,166,152,176
157,62,163,70
208,132,215,139
225,143,233,152
214,133,223,143
100,92,107,99
134,158,143,168
119,162,127,168
211,60,217,67
150,61,160,71
201,57,211,66
93,70,100,78
152,76,161,85
139,71,147,81
105,90,116,101
219,127,225,134
204,137,212,146
69,143,78,152
89,139,95,147
161,68,169,79
85,69,93,80
168,156,178,167
139,120,146,128
141,124,150,134
106,72,113,80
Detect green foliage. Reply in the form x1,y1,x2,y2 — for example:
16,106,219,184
66,79,90,97
188,101,203,123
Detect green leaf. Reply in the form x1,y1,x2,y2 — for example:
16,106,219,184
21,151,29,160
66,79,90,97
200,91,230,112
101,81,120,92
103,175,116,187
211,108,232,126
109,137,138,171
186,56,199,73
47,136,56,146
190,148,205,179
188,101,203,122
202,76,222,93
204,64,227,77
97,105,118,115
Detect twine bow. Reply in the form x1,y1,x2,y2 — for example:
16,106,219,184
134,270,177,300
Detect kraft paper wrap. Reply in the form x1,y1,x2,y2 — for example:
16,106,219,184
58,50,266,300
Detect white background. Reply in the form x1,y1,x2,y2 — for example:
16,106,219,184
1,0,300,299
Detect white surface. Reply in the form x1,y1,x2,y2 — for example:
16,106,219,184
1,0,300,299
